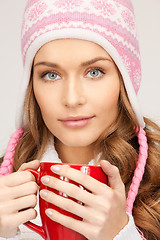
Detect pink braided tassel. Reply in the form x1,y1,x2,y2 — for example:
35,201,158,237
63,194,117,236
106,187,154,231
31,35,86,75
126,127,148,213
0,128,24,176
126,127,148,240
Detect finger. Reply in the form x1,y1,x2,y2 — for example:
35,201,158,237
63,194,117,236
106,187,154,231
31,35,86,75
40,189,90,220
16,194,37,212
11,181,39,199
50,165,109,195
100,160,124,190
0,171,36,187
41,175,96,206
0,209,37,234
45,208,89,238
13,208,37,226
0,181,39,201
0,195,37,214
18,160,40,171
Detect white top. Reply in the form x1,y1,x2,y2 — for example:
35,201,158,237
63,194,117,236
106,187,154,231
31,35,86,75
0,140,143,240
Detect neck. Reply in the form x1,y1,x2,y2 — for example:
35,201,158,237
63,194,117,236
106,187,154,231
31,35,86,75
54,138,95,165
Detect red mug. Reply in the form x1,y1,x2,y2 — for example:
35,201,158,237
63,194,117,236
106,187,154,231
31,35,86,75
24,162,107,240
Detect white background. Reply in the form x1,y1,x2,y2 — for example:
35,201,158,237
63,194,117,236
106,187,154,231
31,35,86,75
0,0,160,154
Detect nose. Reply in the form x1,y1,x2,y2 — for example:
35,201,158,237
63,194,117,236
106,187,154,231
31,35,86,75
62,77,86,108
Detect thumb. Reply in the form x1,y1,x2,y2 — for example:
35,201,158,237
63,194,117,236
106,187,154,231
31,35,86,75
18,160,40,171
100,160,124,191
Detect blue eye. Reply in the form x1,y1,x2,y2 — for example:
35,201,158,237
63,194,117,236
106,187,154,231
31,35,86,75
86,68,105,79
41,72,61,81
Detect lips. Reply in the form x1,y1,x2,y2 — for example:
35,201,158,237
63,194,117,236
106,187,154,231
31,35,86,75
58,115,95,128
59,116,94,121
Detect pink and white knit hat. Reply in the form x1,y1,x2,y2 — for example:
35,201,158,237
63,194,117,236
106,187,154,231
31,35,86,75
16,0,145,129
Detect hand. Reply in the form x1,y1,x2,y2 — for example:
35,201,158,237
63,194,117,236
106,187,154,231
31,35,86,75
39,160,128,240
0,160,40,238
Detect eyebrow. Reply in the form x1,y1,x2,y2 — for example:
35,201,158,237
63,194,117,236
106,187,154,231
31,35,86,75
34,57,112,68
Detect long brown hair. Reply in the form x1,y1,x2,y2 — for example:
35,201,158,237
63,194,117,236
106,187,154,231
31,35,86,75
1,72,160,239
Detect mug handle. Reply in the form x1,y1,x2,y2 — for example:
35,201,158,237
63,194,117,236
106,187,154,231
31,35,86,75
23,168,45,239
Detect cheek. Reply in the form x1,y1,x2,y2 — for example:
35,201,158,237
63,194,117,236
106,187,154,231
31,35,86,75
33,83,57,122
95,79,120,109
102,89,119,112
95,80,120,123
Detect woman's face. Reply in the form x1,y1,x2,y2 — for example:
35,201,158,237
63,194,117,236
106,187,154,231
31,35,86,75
33,39,120,147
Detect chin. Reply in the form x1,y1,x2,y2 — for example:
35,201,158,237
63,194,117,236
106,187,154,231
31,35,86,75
52,129,100,148
58,136,97,148
62,141,93,148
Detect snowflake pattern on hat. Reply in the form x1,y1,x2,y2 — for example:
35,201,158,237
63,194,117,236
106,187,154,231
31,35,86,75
54,0,83,9
121,9,135,30
28,1,47,21
91,1,117,16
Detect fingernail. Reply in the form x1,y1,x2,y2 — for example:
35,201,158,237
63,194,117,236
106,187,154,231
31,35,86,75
51,165,60,172
41,177,50,184
40,190,47,198
46,209,53,216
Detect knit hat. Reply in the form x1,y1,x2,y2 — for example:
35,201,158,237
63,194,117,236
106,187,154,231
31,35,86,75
16,0,145,129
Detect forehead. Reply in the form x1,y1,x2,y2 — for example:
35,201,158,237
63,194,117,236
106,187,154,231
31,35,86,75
34,38,112,62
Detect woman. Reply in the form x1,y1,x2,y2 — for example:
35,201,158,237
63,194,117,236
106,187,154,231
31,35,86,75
0,0,160,239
